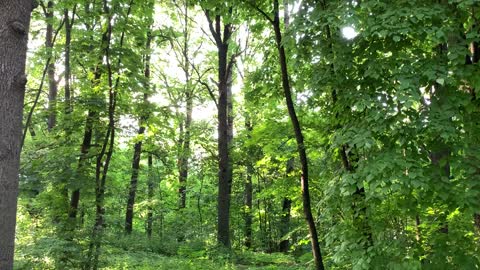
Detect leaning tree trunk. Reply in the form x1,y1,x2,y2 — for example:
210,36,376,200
271,0,325,269
0,1,34,269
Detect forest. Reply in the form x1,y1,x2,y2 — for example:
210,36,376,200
0,0,480,269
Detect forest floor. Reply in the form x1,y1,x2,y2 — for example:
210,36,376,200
15,242,309,270
98,247,306,270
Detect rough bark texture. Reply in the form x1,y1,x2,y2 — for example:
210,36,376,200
0,1,34,269
271,0,325,269
217,40,231,248
177,4,192,209
204,9,234,248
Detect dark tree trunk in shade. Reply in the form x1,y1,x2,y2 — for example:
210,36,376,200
125,30,152,234
279,158,294,253
0,1,34,269
271,1,325,268
204,8,235,248
69,2,113,220
64,6,75,115
124,125,145,233
244,117,254,249
217,41,232,248
146,154,154,238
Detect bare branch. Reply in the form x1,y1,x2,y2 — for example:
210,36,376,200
244,0,274,25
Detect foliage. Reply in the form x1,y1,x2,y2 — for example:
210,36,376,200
11,0,480,269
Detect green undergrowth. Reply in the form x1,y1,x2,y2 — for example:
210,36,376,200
14,234,308,270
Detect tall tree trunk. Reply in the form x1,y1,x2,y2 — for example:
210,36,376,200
45,1,58,131
68,21,109,220
86,1,116,267
0,1,34,269
271,0,325,268
178,3,192,209
204,8,235,248
217,41,232,248
64,6,75,115
125,27,152,234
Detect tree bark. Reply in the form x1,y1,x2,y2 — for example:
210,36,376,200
0,1,34,269
125,26,151,234
124,123,146,233
204,8,235,248
279,158,294,252
244,117,254,249
45,1,58,131
178,2,192,209
64,6,75,115
271,0,325,268
86,2,117,267
146,154,154,238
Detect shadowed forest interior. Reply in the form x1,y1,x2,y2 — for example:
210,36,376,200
0,0,480,269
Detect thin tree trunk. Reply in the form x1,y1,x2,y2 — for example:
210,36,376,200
271,0,324,268
244,117,253,249
46,1,58,131
125,26,151,234
69,18,109,220
124,124,146,233
86,2,116,267
279,158,294,252
64,6,76,115
68,1,102,221
415,215,422,242
178,1,192,209
0,1,34,269
146,154,154,238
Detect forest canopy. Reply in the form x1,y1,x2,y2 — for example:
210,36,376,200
0,0,479,269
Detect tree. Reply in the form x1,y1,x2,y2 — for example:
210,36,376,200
0,1,35,269
250,1,325,268
202,2,237,248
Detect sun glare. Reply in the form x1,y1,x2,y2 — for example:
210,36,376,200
341,26,358,39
